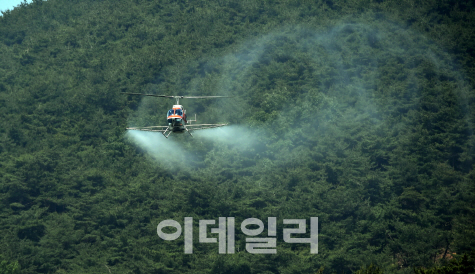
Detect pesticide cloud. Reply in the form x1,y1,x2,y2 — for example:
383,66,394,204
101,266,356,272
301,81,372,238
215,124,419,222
210,20,472,150
126,14,473,170
193,125,262,150
125,130,194,167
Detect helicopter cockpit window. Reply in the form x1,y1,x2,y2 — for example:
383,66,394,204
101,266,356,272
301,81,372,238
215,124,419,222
167,109,174,116
175,109,183,116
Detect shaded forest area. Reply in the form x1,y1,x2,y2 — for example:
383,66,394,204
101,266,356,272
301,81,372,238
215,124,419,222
1,0,475,273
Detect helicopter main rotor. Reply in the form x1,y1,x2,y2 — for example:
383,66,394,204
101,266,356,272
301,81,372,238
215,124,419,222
122,93,230,105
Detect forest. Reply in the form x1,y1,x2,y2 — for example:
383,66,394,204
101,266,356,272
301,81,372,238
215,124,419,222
0,0,474,273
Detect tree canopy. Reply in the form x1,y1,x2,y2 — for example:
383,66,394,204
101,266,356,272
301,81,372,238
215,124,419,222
0,0,474,273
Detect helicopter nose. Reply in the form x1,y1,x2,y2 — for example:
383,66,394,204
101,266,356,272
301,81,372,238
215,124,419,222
168,117,182,125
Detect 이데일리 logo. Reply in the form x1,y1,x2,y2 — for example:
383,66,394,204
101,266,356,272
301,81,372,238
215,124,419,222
156,217,318,254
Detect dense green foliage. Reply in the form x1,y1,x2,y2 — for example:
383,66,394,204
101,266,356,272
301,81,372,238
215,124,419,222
0,255,20,274
1,0,474,273
414,251,475,274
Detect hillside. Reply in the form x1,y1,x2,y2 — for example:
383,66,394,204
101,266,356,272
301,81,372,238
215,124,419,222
1,0,474,273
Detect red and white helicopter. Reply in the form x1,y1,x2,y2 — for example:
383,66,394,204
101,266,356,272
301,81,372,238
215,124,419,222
124,93,229,138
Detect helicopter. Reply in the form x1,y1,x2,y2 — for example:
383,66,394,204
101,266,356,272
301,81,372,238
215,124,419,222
123,93,229,138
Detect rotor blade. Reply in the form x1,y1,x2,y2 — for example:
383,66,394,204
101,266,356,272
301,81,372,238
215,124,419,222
122,93,231,99
181,96,231,99
122,93,175,98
